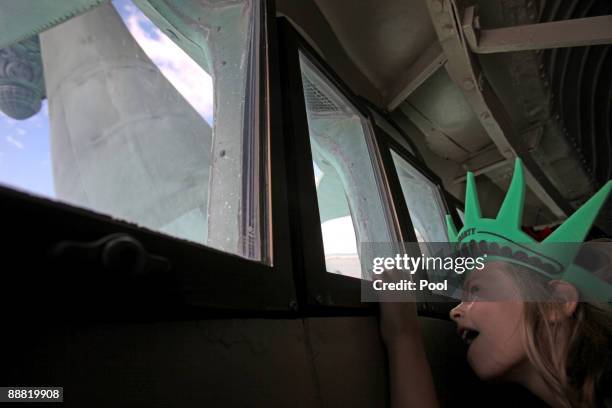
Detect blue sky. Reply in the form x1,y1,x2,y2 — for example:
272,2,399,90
0,0,213,199
0,102,53,196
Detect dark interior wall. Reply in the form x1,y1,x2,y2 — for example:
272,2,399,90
3,318,383,407
2,316,494,407
3,301,551,408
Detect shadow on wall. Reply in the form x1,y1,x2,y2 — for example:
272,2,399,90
2,316,542,407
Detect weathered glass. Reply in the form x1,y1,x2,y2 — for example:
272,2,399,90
0,0,264,260
300,52,393,278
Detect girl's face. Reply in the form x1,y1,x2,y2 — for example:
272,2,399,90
450,262,530,381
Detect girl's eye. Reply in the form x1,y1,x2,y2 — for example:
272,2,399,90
461,284,481,301
466,285,481,299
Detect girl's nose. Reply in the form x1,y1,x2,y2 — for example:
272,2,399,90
450,302,465,322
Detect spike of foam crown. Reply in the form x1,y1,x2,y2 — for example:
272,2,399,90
447,158,612,300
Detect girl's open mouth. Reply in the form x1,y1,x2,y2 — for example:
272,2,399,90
459,327,480,346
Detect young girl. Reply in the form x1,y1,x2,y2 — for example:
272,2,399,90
380,160,612,407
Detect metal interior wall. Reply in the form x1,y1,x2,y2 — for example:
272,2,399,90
474,0,612,233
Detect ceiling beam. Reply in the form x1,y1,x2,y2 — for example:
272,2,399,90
453,158,509,184
425,0,572,218
386,42,447,111
463,7,612,54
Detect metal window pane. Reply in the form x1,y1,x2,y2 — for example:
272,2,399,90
390,150,457,296
299,52,393,278
0,0,266,261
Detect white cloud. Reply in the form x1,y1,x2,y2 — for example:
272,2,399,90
119,0,137,14
16,128,26,136
6,135,24,149
0,112,17,127
122,6,214,125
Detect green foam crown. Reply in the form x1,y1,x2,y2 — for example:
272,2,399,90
446,158,612,300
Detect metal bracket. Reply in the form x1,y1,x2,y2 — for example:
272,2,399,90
426,0,571,217
463,6,612,54
51,233,171,277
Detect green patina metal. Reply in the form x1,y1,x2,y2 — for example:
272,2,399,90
0,0,106,49
0,36,46,120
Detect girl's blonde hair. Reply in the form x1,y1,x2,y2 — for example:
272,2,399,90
503,243,612,407
522,300,611,407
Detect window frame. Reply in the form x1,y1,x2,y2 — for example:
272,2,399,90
0,0,298,321
277,18,413,313
375,129,461,315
